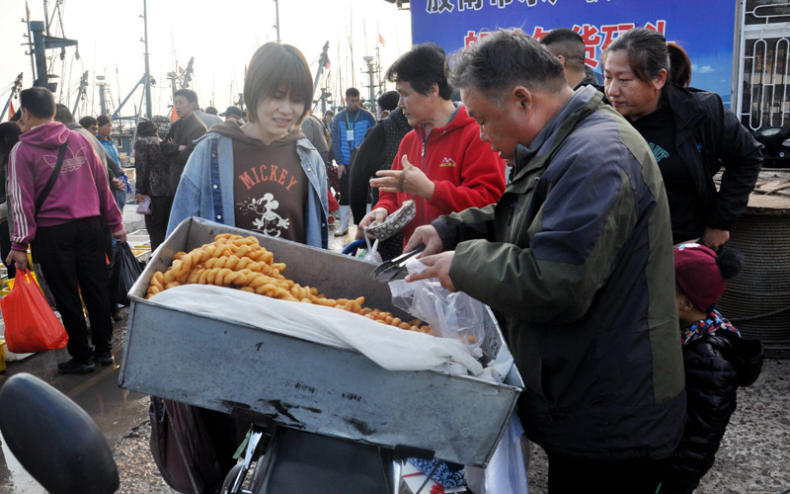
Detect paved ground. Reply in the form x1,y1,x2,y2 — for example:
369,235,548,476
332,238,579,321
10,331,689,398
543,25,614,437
526,358,790,494
109,355,790,494
1,211,788,493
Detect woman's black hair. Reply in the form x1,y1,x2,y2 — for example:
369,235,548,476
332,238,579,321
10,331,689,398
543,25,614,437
386,43,453,100
79,116,97,129
0,122,21,155
377,91,400,112
716,247,743,280
667,42,692,87
603,28,669,85
136,119,158,138
244,42,313,124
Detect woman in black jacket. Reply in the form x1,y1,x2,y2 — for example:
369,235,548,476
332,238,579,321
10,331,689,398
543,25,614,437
602,28,762,249
660,243,763,493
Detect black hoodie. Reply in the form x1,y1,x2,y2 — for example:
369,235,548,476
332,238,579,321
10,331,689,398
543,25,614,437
211,122,308,243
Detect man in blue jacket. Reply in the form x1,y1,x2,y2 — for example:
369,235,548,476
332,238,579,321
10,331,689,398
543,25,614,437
331,87,375,236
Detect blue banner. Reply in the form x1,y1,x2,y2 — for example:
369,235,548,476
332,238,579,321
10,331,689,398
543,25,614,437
412,0,736,106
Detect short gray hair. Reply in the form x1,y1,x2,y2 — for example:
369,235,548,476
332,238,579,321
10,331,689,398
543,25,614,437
450,30,566,96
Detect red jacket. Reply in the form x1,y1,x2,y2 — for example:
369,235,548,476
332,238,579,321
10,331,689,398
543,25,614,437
374,105,505,246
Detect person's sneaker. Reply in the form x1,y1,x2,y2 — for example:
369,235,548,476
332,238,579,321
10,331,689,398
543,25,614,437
111,309,123,322
57,358,96,375
94,351,114,367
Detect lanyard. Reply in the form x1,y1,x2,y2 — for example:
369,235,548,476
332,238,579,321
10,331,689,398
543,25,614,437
344,110,361,130
345,110,362,157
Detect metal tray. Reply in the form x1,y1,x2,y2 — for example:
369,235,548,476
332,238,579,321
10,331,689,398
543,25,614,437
119,217,523,467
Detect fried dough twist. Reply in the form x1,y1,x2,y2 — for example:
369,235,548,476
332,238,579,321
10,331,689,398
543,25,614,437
145,234,432,334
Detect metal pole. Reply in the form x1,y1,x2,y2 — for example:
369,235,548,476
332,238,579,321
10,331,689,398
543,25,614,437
98,80,107,116
25,17,37,83
132,84,146,146
42,0,50,35
1,74,22,121
143,0,152,119
274,0,281,42
30,21,48,87
71,71,87,118
1,92,15,122
364,56,375,113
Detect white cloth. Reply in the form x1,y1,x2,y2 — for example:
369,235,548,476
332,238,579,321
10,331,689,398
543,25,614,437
465,414,530,494
151,284,483,376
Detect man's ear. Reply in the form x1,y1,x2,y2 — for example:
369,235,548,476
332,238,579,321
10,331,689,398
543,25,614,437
512,85,532,111
428,82,440,99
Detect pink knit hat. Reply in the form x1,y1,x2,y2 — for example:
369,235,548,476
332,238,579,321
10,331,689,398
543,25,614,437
674,243,726,311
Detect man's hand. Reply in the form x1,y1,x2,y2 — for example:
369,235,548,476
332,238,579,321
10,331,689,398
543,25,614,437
356,207,388,239
135,193,147,203
701,227,730,250
405,251,456,292
370,155,435,199
112,226,127,244
6,250,28,272
336,164,346,180
111,177,125,191
405,225,443,256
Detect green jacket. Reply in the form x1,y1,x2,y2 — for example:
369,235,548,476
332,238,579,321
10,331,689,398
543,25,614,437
434,87,685,460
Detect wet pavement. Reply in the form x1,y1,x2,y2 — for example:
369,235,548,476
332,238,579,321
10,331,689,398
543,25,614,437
0,211,359,493
0,204,153,493
0,308,149,493
1,213,786,494
526,358,790,494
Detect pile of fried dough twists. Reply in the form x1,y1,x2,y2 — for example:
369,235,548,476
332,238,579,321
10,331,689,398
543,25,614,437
146,233,433,334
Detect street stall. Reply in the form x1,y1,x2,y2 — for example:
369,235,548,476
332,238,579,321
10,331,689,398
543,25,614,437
119,216,523,468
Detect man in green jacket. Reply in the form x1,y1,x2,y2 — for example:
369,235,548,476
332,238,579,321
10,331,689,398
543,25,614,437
407,30,685,492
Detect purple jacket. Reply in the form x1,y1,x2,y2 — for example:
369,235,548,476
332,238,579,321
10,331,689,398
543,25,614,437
8,121,122,251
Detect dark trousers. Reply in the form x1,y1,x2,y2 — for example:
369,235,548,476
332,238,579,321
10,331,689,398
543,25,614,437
0,220,15,279
338,168,351,205
547,453,661,494
32,216,113,361
144,196,174,251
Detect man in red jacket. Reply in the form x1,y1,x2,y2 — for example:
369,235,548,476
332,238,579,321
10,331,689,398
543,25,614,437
359,43,506,248
7,87,126,374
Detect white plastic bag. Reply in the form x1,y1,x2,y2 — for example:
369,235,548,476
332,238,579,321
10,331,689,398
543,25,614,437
388,258,485,359
359,236,382,264
465,414,529,494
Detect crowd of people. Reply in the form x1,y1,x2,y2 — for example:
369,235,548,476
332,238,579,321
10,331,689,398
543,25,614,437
0,25,768,494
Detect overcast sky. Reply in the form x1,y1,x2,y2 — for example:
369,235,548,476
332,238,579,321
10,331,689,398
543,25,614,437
0,0,412,119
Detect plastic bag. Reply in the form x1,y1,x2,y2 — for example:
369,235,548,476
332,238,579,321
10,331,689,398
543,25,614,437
136,195,151,215
110,241,144,306
0,269,68,353
359,235,382,264
388,258,485,359
465,413,529,494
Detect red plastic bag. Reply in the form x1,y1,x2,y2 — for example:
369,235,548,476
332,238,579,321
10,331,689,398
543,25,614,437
0,269,68,353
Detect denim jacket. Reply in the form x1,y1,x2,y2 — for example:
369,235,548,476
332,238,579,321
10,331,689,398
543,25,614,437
167,132,329,248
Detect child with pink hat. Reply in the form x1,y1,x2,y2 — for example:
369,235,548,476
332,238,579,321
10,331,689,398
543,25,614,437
657,243,764,493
